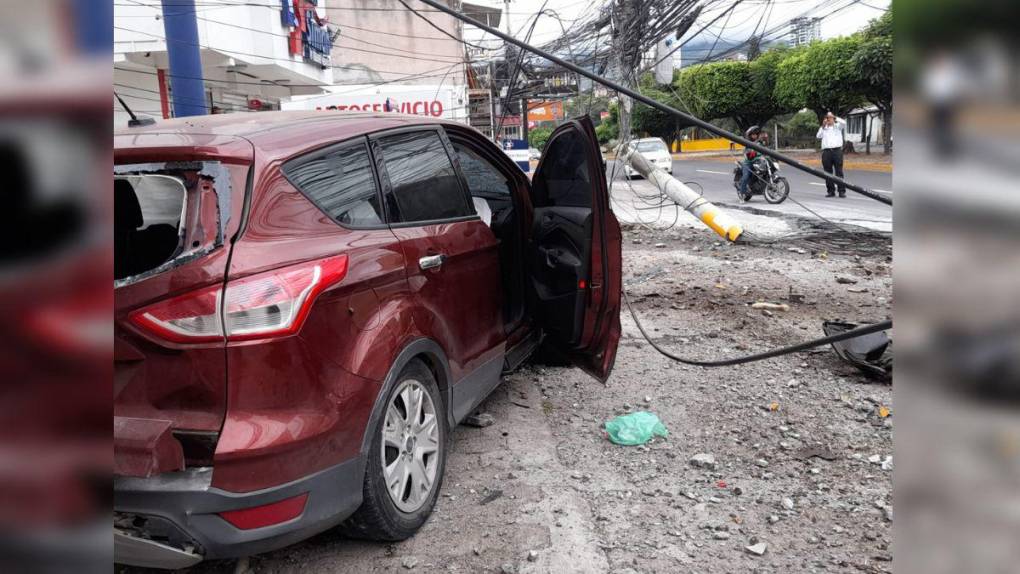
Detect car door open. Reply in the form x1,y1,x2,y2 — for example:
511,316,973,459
529,117,622,381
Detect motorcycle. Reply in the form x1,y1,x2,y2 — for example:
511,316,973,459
732,156,790,204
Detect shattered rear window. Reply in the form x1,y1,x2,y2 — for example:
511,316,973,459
114,161,234,285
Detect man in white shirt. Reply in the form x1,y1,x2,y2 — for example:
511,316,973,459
816,112,847,197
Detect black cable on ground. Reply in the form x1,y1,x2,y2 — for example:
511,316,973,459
623,289,891,367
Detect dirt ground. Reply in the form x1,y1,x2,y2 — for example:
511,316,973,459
129,220,893,574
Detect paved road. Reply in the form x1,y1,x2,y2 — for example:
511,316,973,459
607,157,893,232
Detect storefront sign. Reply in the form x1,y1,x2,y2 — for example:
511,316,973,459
282,86,461,120
314,98,444,116
527,101,563,122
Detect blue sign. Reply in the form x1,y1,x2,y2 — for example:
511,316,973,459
502,139,530,173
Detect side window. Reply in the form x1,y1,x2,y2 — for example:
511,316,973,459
535,129,591,208
283,142,383,227
451,142,511,198
376,130,473,223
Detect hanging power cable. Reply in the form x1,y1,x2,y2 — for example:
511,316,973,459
411,0,891,207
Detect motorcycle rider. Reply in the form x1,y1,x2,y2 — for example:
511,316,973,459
738,126,763,201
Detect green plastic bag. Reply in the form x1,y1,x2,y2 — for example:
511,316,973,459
604,411,668,446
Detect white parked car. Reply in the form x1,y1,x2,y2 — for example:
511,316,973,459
529,147,541,161
623,137,673,179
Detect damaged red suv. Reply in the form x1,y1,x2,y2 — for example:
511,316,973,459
114,112,621,568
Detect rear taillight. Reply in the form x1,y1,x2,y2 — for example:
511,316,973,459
128,254,349,345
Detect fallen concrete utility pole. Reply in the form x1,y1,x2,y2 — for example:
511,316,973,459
414,0,892,207
618,146,743,242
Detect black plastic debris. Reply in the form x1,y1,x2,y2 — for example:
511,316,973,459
823,320,892,380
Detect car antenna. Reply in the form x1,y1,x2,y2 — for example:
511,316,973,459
115,92,156,127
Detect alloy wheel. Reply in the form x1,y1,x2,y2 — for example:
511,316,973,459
381,379,441,513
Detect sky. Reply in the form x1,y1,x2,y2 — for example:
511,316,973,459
462,0,892,56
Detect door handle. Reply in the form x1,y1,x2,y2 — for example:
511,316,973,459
419,254,445,270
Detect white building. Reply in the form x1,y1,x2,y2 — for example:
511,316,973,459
324,0,471,88
114,1,336,126
279,1,495,132
789,17,821,47
845,105,888,150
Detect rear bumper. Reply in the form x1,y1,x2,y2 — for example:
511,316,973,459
115,529,202,570
114,456,364,568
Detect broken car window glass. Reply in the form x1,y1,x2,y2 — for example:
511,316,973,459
114,161,233,284
114,175,185,280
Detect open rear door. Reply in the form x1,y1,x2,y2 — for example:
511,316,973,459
530,116,622,381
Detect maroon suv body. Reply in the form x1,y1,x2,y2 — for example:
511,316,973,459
113,111,621,568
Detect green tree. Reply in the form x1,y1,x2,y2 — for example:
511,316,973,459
564,94,612,123
594,122,615,145
785,109,819,137
528,126,554,150
863,9,892,39
632,74,686,141
675,62,745,126
774,51,810,112
673,50,793,132
775,37,866,120
743,47,796,129
852,11,893,152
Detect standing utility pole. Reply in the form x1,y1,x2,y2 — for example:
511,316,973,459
489,61,498,141
611,0,642,143
521,98,529,143
161,0,207,117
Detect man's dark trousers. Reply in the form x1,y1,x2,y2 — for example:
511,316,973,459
821,147,845,197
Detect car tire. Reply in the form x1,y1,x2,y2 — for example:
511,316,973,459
341,359,448,541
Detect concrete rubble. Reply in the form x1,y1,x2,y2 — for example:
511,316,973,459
157,217,892,574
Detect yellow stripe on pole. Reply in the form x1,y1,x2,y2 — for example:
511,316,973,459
700,210,725,236
620,146,744,243
727,225,743,242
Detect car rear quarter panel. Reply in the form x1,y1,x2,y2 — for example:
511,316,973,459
213,153,422,492
114,147,251,438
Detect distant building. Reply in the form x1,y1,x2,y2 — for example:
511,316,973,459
789,17,821,47
325,0,469,87
304,0,487,125
845,105,889,150
114,0,335,126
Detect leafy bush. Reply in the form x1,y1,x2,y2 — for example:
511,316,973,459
528,127,553,150
595,122,615,144
785,110,818,137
